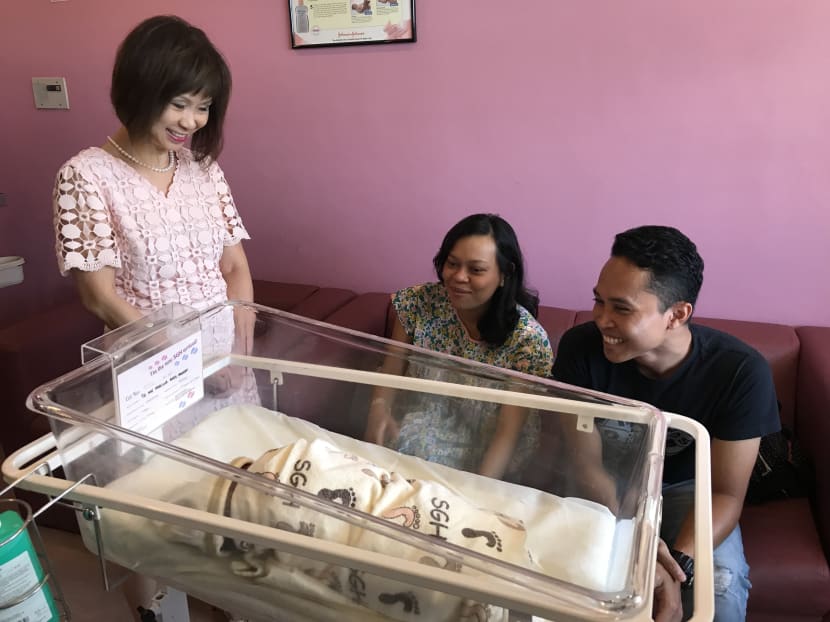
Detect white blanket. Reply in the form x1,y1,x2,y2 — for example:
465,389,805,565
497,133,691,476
81,405,633,622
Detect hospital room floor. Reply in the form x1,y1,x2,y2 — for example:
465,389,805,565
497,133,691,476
39,527,228,621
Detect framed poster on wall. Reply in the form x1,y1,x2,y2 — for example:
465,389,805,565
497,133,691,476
289,0,416,48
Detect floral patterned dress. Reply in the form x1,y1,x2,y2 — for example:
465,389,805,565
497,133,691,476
391,282,553,480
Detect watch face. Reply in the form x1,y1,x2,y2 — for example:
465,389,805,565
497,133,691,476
670,549,695,589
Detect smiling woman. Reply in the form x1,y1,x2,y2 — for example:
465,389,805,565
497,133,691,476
50,14,255,621
363,214,554,483
51,14,252,331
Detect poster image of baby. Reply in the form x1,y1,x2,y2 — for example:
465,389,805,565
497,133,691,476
351,0,373,16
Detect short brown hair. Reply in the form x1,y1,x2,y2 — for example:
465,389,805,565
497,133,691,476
110,15,231,162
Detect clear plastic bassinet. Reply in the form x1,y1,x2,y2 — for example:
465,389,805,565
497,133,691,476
4,301,714,622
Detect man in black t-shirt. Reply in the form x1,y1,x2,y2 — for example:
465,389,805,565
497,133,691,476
552,226,779,622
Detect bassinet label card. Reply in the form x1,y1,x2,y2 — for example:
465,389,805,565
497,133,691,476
115,333,204,435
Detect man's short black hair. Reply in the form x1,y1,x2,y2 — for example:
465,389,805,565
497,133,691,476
611,225,704,310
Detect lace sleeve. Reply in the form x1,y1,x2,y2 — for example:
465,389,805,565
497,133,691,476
53,163,121,276
210,162,250,245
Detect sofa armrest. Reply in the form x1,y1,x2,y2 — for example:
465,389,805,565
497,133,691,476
0,301,102,454
795,325,830,557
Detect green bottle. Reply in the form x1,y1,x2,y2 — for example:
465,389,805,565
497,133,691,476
0,509,60,622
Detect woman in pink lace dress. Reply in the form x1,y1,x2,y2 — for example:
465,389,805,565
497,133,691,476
52,15,252,336
52,15,253,398
52,15,256,619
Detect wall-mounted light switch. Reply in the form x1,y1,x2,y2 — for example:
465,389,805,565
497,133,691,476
32,77,70,109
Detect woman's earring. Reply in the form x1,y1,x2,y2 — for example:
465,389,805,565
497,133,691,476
500,278,505,287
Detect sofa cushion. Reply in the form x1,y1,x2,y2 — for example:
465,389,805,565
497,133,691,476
741,499,830,617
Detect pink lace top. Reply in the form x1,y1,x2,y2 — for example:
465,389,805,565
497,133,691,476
53,147,250,313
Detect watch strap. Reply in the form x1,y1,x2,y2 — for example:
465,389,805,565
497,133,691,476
670,548,695,590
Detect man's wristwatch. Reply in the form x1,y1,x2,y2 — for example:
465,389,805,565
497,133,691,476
670,548,695,590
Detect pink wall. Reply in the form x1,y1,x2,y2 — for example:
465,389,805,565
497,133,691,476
1,1,828,327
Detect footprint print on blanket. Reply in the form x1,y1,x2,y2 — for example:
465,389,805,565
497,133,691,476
317,487,357,508
461,528,503,553
378,591,421,615
381,505,422,529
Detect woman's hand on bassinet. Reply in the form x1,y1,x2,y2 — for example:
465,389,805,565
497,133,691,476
364,396,400,446
233,305,256,355
205,366,246,398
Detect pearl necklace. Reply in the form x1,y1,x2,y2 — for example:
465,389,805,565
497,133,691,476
106,136,175,173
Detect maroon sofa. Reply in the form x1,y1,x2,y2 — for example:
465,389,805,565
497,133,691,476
1,281,828,621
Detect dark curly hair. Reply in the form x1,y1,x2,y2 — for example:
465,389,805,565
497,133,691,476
433,213,539,346
110,15,231,162
611,225,704,310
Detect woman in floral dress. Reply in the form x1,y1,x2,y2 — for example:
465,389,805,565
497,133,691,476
365,213,553,481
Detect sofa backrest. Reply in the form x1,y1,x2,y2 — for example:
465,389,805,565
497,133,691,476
332,294,802,432
252,280,320,310
692,318,799,429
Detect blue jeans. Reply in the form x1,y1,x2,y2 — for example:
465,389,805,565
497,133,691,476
661,480,751,622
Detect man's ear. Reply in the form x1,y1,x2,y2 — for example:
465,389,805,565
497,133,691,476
667,302,693,328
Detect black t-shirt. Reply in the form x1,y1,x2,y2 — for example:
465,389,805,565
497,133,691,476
552,322,781,483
